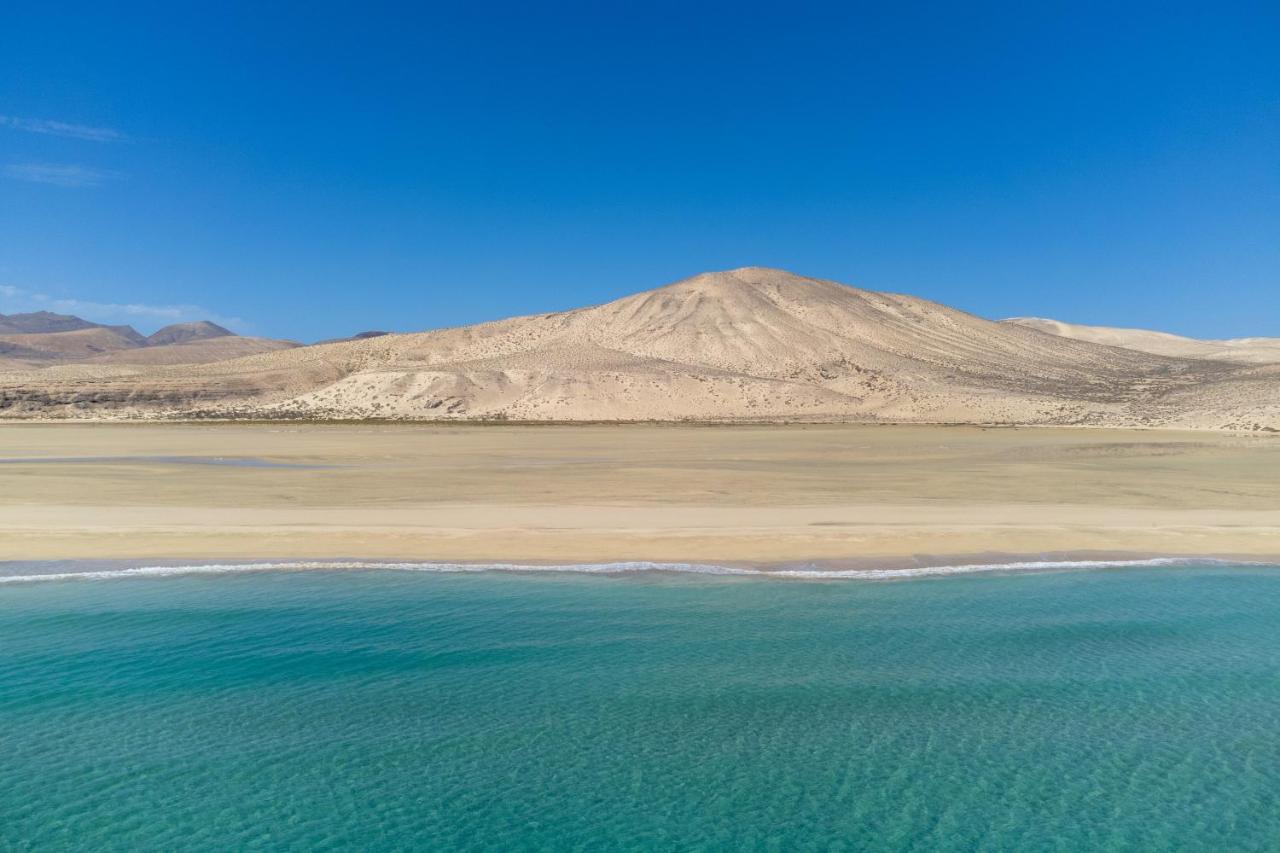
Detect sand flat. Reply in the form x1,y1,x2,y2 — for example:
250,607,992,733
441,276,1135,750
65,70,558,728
2,423,1279,564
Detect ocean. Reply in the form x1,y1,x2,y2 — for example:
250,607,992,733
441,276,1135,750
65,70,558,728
3,562,1278,851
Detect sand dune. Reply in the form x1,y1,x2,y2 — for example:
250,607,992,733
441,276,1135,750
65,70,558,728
1,267,1276,430
1005,317,1280,364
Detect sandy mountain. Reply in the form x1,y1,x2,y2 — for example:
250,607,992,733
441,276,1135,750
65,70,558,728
145,321,234,346
1004,317,1280,365
0,267,1276,430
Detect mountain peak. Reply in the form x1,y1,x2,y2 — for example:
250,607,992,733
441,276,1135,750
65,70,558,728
689,266,807,283
146,321,234,346
0,310,104,334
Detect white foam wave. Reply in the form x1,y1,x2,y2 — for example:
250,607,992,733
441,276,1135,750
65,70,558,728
0,557,1251,585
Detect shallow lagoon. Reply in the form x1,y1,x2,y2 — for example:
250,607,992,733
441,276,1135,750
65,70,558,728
3,565,1278,850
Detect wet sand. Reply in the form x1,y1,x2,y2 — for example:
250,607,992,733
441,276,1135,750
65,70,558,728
2,423,1279,565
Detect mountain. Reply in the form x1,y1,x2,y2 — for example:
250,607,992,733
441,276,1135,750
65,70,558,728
0,310,147,342
0,267,1276,430
0,310,109,334
0,311,296,369
1002,318,1280,365
145,321,234,346
0,326,147,361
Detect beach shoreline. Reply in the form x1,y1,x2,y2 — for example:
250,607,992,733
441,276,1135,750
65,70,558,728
3,422,1278,565
3,553,1277,585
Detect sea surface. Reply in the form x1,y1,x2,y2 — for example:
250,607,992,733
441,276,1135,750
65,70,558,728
2,562,1279,851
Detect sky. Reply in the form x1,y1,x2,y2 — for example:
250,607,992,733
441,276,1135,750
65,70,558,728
1,1,1277,341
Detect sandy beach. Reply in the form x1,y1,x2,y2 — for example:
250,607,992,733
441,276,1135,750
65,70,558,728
0,422,1277,566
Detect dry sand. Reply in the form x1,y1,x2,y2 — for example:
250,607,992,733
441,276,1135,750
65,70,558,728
2,422,1278,566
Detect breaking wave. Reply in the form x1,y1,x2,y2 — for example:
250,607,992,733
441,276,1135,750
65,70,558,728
0,557,1255,585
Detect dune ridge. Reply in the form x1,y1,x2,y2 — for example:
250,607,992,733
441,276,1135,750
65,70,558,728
1004,317,1280,364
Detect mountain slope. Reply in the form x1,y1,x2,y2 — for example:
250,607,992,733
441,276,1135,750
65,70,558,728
0,267,1275,430
86,335,300,366
315,330,390,345
1004,317,1280,364
0,326,149,362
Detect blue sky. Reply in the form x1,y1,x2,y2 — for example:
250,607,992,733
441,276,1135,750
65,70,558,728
1,2,1276,341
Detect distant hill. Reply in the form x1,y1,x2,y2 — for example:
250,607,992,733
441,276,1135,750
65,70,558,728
146,321,234,346
315,330,390,345
0,310,146,342
0,311,296,368
88,335,299,366
0,326,146,361
1002,317,1280,365
1,267,1276,430
0,310,104,334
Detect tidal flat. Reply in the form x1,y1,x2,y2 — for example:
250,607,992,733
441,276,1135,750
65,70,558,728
1,422,1278,565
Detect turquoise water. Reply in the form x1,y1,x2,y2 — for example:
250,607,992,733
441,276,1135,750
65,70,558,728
2,565,1279,851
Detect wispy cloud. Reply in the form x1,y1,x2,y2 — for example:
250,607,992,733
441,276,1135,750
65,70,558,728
3,163,123,187
0,115,125,142
0,284,244,332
